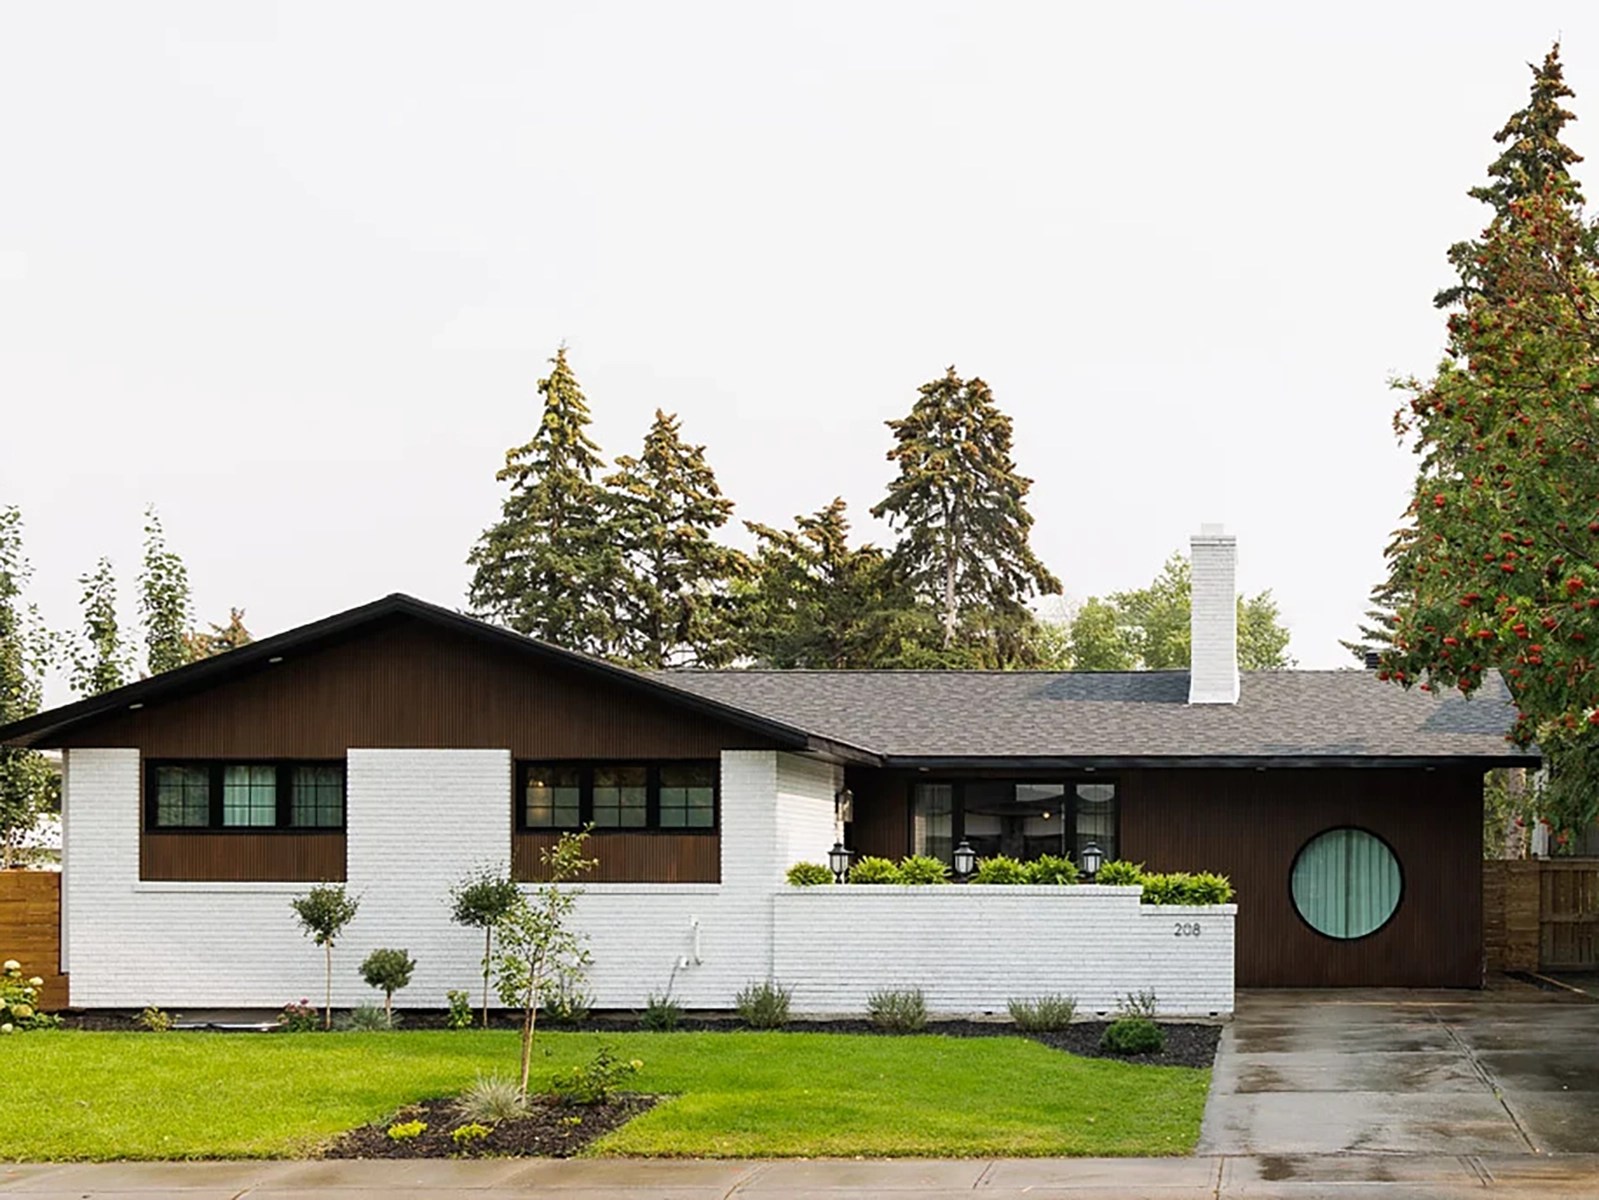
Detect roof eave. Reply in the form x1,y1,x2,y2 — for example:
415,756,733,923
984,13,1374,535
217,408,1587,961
879,752,1541,771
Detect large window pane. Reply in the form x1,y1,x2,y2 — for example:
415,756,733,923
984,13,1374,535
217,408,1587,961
1291,828,1402,939
526,765,581,829
912,784,954,863
291,766,344,828
223,764,278,827
155,765,210,827
593,765,647,828
1074,782,1117,862
659,763,715,829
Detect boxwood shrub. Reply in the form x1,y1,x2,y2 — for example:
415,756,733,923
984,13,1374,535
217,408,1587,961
1101,1016,1165,1055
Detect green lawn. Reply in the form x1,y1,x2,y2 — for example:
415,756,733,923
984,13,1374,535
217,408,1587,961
1,1029,1209,1161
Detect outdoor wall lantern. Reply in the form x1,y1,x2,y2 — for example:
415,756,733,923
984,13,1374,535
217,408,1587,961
1080,842,1105,880
834,786,854,824
828,841,853,882
952,838,977,881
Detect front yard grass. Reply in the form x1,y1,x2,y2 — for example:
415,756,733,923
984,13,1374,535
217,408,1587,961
2,1029,1209,1160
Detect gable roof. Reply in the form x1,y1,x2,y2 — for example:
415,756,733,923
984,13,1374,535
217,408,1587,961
0,592,1534,768
0,594,872,761
657,668,1536,768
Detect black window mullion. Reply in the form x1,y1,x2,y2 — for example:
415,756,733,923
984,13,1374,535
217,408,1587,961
646,764,660,830
209,763,225,829
952,780,965,848
277,764,293,829
579,764,593,829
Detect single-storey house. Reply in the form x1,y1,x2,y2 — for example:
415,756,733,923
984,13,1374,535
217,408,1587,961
0,529,1532,1016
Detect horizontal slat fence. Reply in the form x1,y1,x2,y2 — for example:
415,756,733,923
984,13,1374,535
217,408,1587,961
0,871,66,1010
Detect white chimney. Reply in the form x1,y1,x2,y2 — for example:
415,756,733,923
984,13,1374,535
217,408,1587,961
1189,524,1239,705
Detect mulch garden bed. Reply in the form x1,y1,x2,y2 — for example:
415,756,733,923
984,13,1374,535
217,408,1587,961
321,1094,659,1159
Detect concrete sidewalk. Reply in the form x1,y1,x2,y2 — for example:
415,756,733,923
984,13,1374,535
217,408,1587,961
5,1156,1599,1199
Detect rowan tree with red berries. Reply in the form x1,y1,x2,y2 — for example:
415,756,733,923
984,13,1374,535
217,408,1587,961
1378,45,1599,837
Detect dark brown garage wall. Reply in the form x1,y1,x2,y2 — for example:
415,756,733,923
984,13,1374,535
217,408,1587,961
1122,767,1484,988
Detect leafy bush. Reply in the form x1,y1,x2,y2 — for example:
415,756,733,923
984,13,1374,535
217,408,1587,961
866,988,927,1032
1100,1016,1165,1055
1007,994,1078,1032
786,861,834,886
338,1003,399,1032
735,980,792,1029
1139,872,1234,905
1118,989,1158,1019
0,960,59,1032
895,855,951,885
136,1006,173,1032
359,948,416,1020
455,1074,527,1124
549,1045,643,1105
641,993,683,1032
1024,854,1079,885
450,1122,493,1148
847,856,902,884
1093,860,1145,887
970,855,1029,885
540,975,593,1026
277,998,319,1033
445,989,474,1030
386,1119,427,1141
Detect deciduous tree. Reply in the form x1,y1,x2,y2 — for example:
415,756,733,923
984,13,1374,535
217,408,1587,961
0,508,57,869
69,557,130,697
138,506,195,676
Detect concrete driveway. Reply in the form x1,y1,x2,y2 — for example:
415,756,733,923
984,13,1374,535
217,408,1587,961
1201,984,1599,1157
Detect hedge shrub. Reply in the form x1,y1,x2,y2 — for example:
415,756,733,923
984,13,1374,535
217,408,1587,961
786,861,834,886
896,855,951,884
847,856,903,884
1024,854,1079,885
970,855,1030,885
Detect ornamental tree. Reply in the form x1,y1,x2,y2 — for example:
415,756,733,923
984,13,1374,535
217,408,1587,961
358,947,415,1025
1379,50,1599,835
290,884,360,1030
448,863,521,1027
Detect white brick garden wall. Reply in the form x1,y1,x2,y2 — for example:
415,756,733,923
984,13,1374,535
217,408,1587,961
60,745,1232,1017
774,887,1235,1017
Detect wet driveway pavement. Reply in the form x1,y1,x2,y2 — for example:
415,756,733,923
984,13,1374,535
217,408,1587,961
1200,985,1599,1157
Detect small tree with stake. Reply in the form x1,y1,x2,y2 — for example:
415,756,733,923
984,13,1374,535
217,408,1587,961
358,948,416,1027
290,884,360,1031
448,864,522,1028
493,831,595,1098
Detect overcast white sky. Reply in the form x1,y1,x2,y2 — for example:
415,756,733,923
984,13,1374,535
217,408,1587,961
4,2,1598,701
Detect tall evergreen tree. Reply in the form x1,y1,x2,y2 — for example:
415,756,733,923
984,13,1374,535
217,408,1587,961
741,499,940,669
467,347,625,655
139,505,195,675
605,410,746,667
871,366,1061,661
0,508,59,868
69,556,130,697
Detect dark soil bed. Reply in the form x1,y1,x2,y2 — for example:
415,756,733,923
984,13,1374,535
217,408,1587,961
321,1094,658,1159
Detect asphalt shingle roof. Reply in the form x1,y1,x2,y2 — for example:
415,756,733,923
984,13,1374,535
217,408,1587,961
655,669,1533,763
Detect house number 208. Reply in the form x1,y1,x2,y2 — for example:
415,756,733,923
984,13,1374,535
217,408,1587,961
1173,922,1202,938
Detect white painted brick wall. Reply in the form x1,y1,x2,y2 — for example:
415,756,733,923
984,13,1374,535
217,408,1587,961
774,886,1235,1017
1190,525,1239,704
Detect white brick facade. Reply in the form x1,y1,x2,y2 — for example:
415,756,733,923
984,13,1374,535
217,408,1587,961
59,746,1234,1016
1189,525,1240,704
774,887,1235,1017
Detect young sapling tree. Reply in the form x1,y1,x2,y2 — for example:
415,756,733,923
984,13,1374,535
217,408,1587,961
358,947,416,1026
290,883,360,1030
448,864,522,1027
493,831,595,1097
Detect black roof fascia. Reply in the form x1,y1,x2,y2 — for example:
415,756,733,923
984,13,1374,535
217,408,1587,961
0,593,863,758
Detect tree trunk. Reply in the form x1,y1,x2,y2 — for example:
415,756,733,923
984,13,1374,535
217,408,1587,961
384,990,393,1026
323,943,333,1031
942,551,958,649
482,927,493,1028
518,983,537,1098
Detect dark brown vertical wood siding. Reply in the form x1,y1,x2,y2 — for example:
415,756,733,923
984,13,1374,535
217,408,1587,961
1121,767,1483,987
513,832,719,883
140,833,347,882
58,616,784,759
847,766,909,859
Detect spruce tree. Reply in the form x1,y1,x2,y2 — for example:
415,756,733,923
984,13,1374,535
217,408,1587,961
467,347,625,655
871,366,1061,659
69,556,131,697
742,499,937,668
0,508,58,868
139,506,196,675
605,410,746,667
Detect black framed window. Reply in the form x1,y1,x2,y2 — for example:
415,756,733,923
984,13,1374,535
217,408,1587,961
911,778,1117,865
145,761,345,832
517,761,718,832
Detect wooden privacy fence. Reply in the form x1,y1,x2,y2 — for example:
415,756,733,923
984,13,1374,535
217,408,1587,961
0,871,66,1009
1484,858,1599,974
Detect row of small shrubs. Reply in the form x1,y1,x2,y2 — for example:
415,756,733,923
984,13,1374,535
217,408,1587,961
788,853,1081,886
1096,860,1235,905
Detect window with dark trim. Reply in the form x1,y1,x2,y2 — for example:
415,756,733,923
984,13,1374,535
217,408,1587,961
145,761,347,831
517,761,718,832
909,779,1118,864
